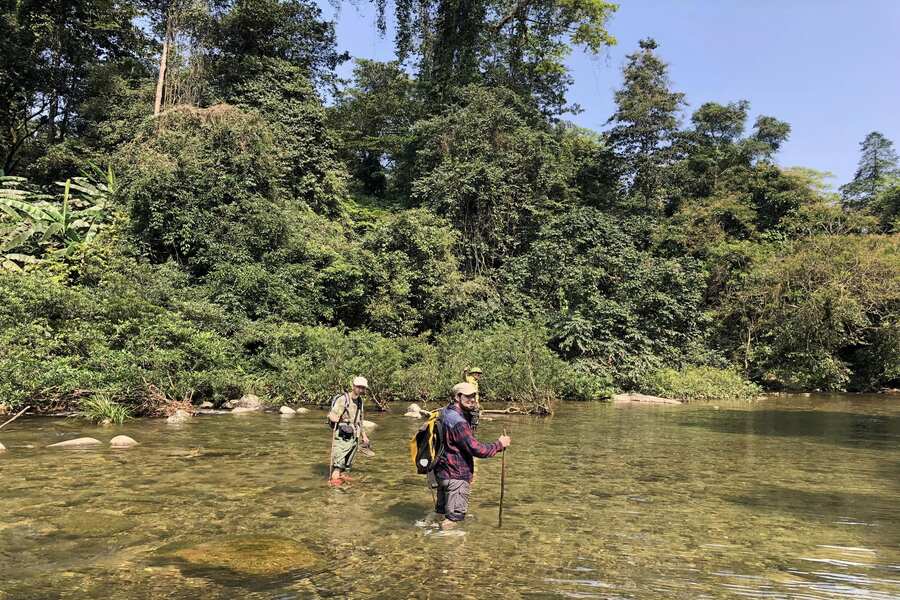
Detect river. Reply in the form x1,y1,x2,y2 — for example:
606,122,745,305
1,394,898,599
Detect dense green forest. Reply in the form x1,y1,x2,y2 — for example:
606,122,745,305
1,0,898,418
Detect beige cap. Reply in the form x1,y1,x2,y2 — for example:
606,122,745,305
352,376,369,389
452,382,477,396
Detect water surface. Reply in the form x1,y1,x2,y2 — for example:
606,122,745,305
1,394,898,599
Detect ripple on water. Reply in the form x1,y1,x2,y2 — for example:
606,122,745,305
1,396,898,599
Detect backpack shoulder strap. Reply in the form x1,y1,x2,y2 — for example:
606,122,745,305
333,393,351,422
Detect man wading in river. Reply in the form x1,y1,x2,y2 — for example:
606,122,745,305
327,376,370,486
433,382,510,529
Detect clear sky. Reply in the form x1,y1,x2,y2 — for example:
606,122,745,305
317,0,900,188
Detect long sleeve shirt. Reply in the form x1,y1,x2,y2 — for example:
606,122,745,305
434,403,503,482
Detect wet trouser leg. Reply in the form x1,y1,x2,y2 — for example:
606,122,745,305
436,479,471,522
332,434,359,471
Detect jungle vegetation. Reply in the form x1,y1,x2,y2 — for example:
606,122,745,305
1,0,897,414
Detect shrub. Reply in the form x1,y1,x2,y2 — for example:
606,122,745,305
718,234,900,390
0,269,246,413
116,105,286,276
643,366,760,402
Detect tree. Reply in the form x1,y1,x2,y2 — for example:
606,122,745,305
330,60,421,197
512,207,708,387
406,85,570,273
374,0,617,115
0,0,147,176
214,57,348,214
840,131,899,207
605,38,686,212
208,0,346,91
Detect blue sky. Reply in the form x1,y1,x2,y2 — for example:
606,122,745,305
317,0,900,187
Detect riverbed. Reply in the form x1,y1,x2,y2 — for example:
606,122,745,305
1,394,898,599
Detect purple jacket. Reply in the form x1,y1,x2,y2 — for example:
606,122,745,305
434,403,503,482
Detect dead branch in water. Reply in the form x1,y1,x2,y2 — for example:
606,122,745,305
0,406,30,430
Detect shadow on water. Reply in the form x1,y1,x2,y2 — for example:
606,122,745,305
678,409,900,449
724,483,895,524
384,501,427,524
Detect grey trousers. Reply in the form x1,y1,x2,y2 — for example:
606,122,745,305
435,479,471,522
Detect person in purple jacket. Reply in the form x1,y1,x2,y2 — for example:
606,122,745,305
433,381,511,530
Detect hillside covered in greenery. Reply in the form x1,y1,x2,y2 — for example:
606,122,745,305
1,0,898,416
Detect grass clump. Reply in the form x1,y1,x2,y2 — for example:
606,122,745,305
79,393,132,424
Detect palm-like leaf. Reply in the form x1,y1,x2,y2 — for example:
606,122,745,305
0,170,115,267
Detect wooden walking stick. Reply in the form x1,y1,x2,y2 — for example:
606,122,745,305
498,428,507,528
0,406,30,431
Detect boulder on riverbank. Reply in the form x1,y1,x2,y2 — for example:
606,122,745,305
231,406,259,414
279,406,296,415
612,393,682,405
167,409,192,424
224,394,262,411
110,435,139,448
48,437,103,448
404,403,425,418
295,407,309,414
198,401,214,409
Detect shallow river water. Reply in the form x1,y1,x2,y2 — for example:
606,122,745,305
1,394,899,599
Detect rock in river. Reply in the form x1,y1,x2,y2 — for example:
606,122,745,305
161,535,323,582
0,441,5,452
166,409,192,424
404,403,425,418
612,393,682,405
363,419,377,430
198,401,214,409
279,406,296,415
109,435,139,448
53,511,136,537
47,437,103,448
226,394,262,410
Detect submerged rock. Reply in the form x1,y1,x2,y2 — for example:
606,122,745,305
47,437,103,448
166,409,192,424
612,393,682,405
0,441,5,452
362,419,377,430
109,435,139,448
163,535,322,579
53,512,136,537
279,406,296,415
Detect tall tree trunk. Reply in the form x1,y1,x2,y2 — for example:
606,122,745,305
154,14,173,117
47,25,63,143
